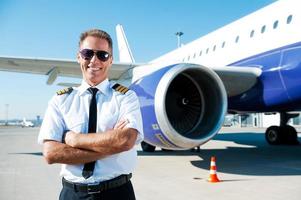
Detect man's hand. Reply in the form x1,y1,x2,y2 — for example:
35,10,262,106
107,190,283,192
111,119,138,152
65,131,78,147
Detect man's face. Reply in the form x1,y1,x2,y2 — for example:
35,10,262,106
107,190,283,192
77,36,113,86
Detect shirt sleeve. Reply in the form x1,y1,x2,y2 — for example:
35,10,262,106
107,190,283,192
37,96,66,144
118,90,144,144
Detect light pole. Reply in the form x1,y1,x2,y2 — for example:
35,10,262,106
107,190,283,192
5,104,9,126
175,31,184,48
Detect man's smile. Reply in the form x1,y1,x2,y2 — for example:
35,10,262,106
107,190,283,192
87,66,102,72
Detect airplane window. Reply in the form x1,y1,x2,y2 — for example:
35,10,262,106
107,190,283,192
250,30,255,38
261,25,266,33
221,41,225,48
287,15,293,24
213,45,216,51
199,51,202,56
273,20,279,29
188,56,190,60
206,48,209,54
235,36,239,43
193,53,196,58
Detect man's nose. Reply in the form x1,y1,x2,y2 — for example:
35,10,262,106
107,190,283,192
90,53,98,63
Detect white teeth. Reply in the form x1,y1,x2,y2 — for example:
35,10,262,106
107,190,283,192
88,67,101,71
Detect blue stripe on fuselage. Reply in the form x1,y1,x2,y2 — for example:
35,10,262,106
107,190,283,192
227,41,301,112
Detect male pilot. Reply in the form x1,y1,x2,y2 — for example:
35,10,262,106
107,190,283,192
38,29,143,200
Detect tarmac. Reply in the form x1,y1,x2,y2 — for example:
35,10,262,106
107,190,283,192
1,126,300,200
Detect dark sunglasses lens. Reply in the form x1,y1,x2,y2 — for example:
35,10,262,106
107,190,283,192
96,51,110,61
80,49,94,60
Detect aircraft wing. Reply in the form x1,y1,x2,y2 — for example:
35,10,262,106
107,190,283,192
0,56,262,96
0,56,139,84
212,65,262,97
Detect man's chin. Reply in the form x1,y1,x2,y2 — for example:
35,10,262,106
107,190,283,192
85,76,106,86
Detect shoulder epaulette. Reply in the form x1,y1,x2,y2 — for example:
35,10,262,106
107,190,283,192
112,83,129,94
56,87,73,95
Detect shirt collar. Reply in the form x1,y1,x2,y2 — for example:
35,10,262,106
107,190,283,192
78,79,110,96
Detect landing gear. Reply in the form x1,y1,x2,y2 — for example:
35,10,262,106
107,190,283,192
265,126,282,145
141,141,156,152
265,112,299,145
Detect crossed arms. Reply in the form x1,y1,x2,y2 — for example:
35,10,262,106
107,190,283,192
43,120,138,165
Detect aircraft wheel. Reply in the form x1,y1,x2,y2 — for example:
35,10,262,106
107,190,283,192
141,141,156,152
281,125,299,145
265,126,282,145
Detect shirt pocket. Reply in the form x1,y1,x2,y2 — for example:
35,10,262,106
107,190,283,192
64,116,87,133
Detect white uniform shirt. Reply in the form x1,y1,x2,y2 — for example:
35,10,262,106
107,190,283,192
38,79,143,183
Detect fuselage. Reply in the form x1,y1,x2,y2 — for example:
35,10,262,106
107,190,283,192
136,0,301,112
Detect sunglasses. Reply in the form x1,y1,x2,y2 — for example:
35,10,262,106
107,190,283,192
79,49,111,62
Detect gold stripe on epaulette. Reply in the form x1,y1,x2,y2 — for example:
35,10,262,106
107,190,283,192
56,87,73,95
120,87,129,94
112,83,129,94
116,85,123,92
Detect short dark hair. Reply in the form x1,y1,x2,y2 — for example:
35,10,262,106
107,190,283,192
79,29,113,51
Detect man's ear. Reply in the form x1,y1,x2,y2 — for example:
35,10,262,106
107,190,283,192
110,55,113,65
76,52,80,64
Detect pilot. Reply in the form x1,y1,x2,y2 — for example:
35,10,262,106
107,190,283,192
38,29,143,200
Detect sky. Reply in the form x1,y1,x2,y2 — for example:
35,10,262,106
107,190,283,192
0,0,276,120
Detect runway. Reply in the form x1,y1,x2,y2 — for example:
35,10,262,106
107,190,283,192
1,126,300,200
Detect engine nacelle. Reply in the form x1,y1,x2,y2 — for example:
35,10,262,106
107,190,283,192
130,63,227,150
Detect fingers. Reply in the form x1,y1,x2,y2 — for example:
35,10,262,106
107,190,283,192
115,120,127,129
114,119,129,129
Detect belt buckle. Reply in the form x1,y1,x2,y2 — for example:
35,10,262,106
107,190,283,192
87,183,101,194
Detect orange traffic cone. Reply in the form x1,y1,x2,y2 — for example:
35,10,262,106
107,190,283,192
207,156,221,183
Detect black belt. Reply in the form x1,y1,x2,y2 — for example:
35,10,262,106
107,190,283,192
62,174,132,194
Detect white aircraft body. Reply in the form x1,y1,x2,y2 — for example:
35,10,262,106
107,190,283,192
0,0,300,151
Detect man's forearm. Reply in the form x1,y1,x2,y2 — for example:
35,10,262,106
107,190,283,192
66,128,138,154
43,140,107,165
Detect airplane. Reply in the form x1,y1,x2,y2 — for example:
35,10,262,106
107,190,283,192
0,0,300,152
20,118,34,128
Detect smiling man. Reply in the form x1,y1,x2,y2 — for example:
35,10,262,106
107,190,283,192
78,31,112,86
38,29,143,200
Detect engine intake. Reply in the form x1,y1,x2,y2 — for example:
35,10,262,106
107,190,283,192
130,63,227,149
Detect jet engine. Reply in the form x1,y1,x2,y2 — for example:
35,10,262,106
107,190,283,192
130,63,227,151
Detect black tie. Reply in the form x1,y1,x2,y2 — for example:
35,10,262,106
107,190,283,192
82,87,98,179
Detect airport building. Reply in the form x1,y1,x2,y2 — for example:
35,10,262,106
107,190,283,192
225,113,301,128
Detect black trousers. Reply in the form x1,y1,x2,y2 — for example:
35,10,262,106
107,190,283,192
59,180,136,200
